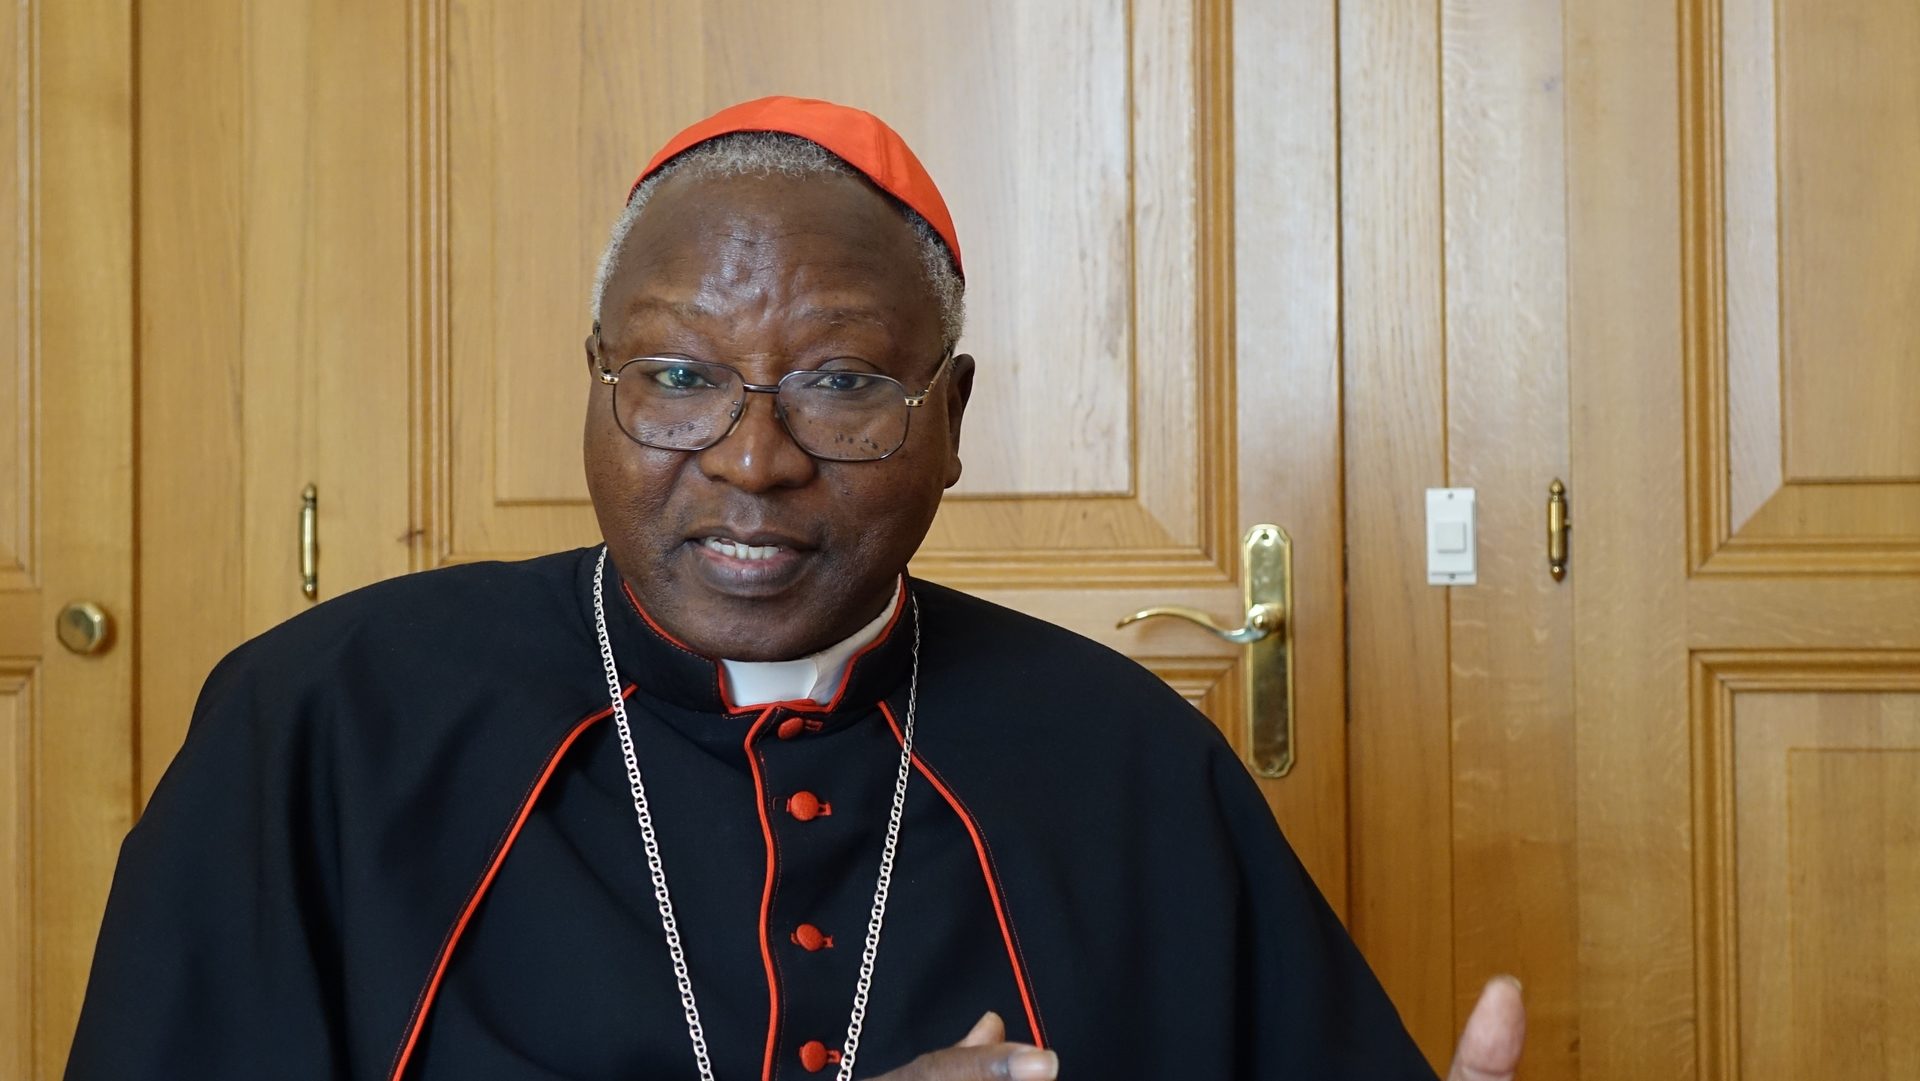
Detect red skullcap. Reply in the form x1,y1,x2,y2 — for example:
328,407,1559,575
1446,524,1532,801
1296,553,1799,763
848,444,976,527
631,95,963,277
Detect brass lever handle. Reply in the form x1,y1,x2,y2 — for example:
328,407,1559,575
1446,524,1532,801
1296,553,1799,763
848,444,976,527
1116,524,1296,777
300,484,319,601
1117,601,1283,645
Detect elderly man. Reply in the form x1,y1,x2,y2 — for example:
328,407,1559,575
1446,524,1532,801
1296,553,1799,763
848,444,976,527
67,98,1523,1080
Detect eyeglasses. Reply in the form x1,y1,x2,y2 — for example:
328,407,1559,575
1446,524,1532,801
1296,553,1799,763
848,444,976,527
593,346,954,463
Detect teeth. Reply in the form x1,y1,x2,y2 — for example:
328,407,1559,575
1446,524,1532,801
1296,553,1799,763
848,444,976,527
704,537,785,561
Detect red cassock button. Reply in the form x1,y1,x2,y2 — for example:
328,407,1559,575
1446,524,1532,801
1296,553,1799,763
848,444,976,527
791,923,833,951
786,791,831,821
799,1040,842,1072
777,716,824,740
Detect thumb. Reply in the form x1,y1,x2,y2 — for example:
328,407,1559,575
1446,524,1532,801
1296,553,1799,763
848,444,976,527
955,1012,1005,1047
1448,975,1526,1081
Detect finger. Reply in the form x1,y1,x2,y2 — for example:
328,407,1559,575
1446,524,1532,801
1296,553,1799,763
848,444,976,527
956,1011,1006,1047
874,1044,1058,1081
1447,975,1527,1081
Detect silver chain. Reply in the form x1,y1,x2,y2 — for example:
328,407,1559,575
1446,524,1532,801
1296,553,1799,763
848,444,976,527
592,547,916,1081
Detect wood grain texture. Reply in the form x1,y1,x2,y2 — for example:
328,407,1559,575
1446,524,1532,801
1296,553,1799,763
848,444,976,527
1778,0,1920,482
1576,3,1920,1078
1339,0,1454,1066
1439,0,1578,1074
0,0,23,588
0,669,32,1081
234,0,413,633
29,1,137,1074
1688,0,1920,576
1230,0,1348,909
1569,0,1699,1075
1693,655,1920,1081
1784,750,1920,1079
1722,0,1782,532
138,0,417,789
134,0,247,798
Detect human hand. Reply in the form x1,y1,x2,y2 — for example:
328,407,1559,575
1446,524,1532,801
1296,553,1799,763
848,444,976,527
865,1011,1058,1081
1446,976,1526,1081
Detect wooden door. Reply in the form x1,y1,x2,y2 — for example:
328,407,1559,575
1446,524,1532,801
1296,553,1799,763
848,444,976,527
1570,0,1920,1077
1337,2,1581,1072
136,1,1358,909
0,3,137,1077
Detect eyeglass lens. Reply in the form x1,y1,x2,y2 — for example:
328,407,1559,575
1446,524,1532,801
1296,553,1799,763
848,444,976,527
612,358,912,461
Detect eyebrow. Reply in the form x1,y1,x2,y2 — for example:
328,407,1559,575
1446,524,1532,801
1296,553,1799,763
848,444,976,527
623,297,898,334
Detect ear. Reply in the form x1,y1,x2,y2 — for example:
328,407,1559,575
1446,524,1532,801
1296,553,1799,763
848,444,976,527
942,353,975,489
584,323,602,375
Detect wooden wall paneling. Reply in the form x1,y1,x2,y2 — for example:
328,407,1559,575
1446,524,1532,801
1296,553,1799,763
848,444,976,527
1686,577,1920,648
1568,0,1697,1075
1,669,32,1080
136,0,247,799
1692,0,1920,576
1230,0,1348,906
1439,1,1578,1076
32,0,136,1074
1339,0,1453,1066
1,6,32,1070
1571,1,1920,1076
1695,654,1920,1081
0,0,22,607
1776,0,1920,481
234,0,412,631
1721,0,1781,532
140,0,415,790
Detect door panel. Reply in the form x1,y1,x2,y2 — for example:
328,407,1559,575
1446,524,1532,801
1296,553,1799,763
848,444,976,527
1339,0,1579,1071
137,0,416,801
1707,0,1920,572
1572,1,1920,1078
1693,656,1920,1081
0,2,137,1077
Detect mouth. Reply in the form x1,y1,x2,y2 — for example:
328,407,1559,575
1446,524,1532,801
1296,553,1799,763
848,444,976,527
700,536,790,561
685,529,817,594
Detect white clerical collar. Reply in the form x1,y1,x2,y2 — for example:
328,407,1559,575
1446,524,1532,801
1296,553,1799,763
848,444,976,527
720,582,902,707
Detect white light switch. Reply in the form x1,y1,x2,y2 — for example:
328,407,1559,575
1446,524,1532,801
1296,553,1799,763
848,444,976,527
1426,487,1477,585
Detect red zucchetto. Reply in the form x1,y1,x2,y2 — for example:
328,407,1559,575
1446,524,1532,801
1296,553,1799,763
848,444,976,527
631,95,963,277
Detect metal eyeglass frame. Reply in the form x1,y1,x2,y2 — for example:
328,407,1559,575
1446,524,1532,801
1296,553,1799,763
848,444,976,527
591,333,956,463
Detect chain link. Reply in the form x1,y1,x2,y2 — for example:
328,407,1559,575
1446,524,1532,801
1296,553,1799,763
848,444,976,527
593,547,917,1081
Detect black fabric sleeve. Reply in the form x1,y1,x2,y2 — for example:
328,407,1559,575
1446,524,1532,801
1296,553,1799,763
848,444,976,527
1207,747,1442,1080
64,648,350,1080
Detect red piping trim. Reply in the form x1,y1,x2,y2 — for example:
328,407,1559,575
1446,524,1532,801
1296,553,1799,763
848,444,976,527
621,577,908,715
878,703,1047,1048
743,706,783,1081
386,692,626,1081
622,580,699,653
799,578,907,714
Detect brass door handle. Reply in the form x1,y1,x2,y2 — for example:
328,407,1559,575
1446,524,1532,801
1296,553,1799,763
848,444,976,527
300,484,319,600
1117,601,1282,645
1547,478,1570,581
1117,524,1296,777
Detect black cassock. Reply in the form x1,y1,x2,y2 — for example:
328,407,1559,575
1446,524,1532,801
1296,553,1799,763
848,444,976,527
67,547,1436,1080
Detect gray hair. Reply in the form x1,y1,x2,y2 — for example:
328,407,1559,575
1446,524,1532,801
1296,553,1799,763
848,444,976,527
591,131,965,350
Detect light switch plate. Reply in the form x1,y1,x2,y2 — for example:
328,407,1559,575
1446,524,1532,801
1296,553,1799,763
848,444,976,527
1426,487,1477,585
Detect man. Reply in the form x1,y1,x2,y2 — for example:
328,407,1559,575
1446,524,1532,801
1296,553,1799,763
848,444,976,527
67,97,1523,1080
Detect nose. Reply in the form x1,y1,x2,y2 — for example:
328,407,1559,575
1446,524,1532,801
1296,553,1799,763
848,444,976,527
695,388,817,492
